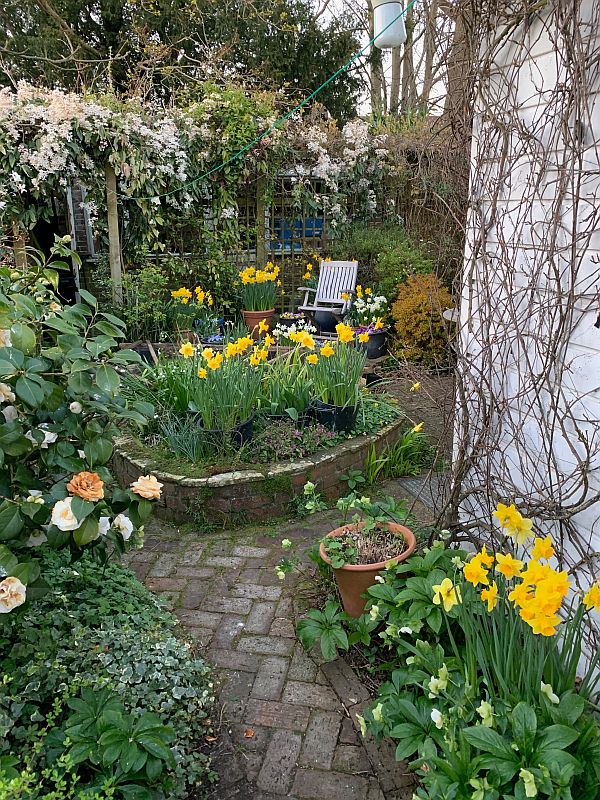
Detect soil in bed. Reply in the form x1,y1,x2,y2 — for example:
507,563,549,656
334,525,408,565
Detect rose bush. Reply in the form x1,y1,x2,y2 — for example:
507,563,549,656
0,237,160,614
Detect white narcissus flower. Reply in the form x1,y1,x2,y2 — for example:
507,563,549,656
540,682,560,704
0,576,26,613
430,709,444,729
98,516,111,537
51,497,79,531
2,405,18,422
69,401,83,414
113,514,134,540
0,382,15,403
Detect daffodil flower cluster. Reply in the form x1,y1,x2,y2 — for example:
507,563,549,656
346,287,389,329
238,263,281,311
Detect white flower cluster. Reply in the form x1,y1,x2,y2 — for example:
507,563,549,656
272,320,317,340
352,293,388,325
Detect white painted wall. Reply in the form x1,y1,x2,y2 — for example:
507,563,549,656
457,2,600,578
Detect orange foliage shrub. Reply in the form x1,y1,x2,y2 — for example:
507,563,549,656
391,273,454,366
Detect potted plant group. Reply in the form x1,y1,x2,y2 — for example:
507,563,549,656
345,285,390,359
278,485,416,617
260,346,313,424
169,285,220,344
238,263,281,337
308,323,366,432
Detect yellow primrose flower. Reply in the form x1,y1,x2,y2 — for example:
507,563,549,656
583,582,600,611
495,552,523,579
320,343,335,357
463,560,489,587
412,422,424,433
476,700,494,727
197,367,207,379
410,382,421,392
540,681,560,704
481,581,498,611
358,332,370,343
374,318,385,331
531,536,554,561
335,322,354,343
307,354,318,365
206,353,223,370
519,769,537,798
179,342,195,358
259,319,269,333
432,578,461,612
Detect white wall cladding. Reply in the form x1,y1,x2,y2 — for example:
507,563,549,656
455,1,600,585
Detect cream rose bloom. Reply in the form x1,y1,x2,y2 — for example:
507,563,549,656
0,576,26,613
0,382,15,403
113,514,134,540
130,475,163,500
51,497,80,531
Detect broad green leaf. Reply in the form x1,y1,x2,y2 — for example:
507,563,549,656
78,288,98,308
12,560,41,585
10,322,36,354
537,724,579,752
0,502,24,541
95,364,120,395
73,516,99,546
463,726,517,760
44,316,79,336
512,702,537,756
84,437,113,467
0,544,18,574
70,496,96,521
16,375,45,406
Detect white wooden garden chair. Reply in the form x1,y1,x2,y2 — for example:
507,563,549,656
297,260,358,322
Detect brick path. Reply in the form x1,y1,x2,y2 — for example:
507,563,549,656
124,514,416,800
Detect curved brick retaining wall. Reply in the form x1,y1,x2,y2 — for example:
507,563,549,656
113,417,406,526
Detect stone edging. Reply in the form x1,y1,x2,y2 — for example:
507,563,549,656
112,416,406,525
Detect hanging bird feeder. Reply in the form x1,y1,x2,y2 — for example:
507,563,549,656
371,1,408,48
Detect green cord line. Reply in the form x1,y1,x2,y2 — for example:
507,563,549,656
119,0,417,202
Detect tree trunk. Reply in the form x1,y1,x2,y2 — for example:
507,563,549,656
104,162,123,305
400,4,417,111
369,8,384,115
390,46,402,114
11,222,27,269
420,0,440,110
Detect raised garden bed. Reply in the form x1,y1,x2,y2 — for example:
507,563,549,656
112,416,406,526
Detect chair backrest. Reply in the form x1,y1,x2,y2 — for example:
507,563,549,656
315,261,358,303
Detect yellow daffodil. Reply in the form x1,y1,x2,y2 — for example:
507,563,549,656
341,292,350,301
583,582,600,611
225,341,239,358
496,552,523,579
320,343,335,357
508,581,533,608
206,353,223,370
374,318,385,330
526,612,561,637
300,333,315,350
481,581,499,611
259,319,269,333
207,293,214,306
305,263,313,271
365,287,372,295
410,381,421,392
356,285,363,297
195,287,205,303
324,256,331,262
412,422,424,433
531,536,554,561
302,272,311,280
358,332,369,343
172,287,192,300
197,367,207,379
250,353,260,366
432,578,461,612
264,334,275,348
179,342,195,358
307,354,318,365
473,545,495,568
335,322,354,343
463,559,489,587
201,347,215,360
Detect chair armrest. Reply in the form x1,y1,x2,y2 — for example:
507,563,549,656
296,286,316,294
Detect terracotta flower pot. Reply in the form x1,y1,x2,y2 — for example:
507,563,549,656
242,309,275,339
319,522,416,617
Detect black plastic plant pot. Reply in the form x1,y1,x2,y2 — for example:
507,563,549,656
362,331,387,359
312,399,358,433
314,310,338,333
187,412,255,447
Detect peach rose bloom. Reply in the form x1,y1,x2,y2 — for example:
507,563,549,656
66,471,105,501
0,576,27,613
131,474,163,500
